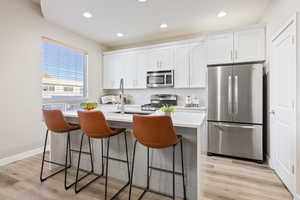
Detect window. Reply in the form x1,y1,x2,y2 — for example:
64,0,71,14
42,37,87,100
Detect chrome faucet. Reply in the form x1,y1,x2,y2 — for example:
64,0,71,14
119,78,125,114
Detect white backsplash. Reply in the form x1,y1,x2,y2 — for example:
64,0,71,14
104,88,207,107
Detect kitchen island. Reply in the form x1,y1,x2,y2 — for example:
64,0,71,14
50,109,206,200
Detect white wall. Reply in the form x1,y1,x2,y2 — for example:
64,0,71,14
0,0,104,158
261,0,300,198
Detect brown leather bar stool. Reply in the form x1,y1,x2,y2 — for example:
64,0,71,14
129,115,187,200
41,109,94,190
76,110,130,200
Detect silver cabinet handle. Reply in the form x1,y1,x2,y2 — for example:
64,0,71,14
269,110,275,115
230,51,233,61
235,50,238,60
234,75,238,114
228,76,232,115
213,123,255,129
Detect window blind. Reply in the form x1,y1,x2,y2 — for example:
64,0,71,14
42,38,87,100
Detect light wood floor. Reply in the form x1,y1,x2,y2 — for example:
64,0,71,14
0,154,293,200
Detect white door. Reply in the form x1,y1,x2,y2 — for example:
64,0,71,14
174,44,190,88
207,32,234,65
234,28,265,63
189,43,206,88
270,16,296,194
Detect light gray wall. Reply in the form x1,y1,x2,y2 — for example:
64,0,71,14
260,0,300,197
0,0,104,158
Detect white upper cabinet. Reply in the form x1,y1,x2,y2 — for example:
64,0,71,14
121,53,137,89
135,52,147,89
103,51,147,90
174,42,206,88
147,47,174,71
207,27,266,65
189,43,207,88
234,28,265,63
174,45,190,88
103,54,120,89
207,33,234,65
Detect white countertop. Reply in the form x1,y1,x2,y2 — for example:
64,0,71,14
64,109,206,129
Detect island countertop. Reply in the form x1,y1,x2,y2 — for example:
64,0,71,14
64,109,206,129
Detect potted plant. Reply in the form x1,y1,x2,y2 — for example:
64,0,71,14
161,105,175,116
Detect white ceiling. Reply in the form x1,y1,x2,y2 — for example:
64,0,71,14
41,0,272,49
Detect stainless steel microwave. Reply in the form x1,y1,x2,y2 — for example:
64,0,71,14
146,70,174,88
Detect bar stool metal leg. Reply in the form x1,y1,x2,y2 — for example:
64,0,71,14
124,132,131,180
147,147,150,190
75,133,103,193
104,136,110,200
68,133,72,167
40,129,69,182
64,132,72,190
101,139,104,175
88,137,94,173
129,140,138,200
180,140,187,200
172,145,176,200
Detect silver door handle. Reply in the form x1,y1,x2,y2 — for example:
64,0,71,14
213,123,255,129
234,76,238,114
228,76,232,114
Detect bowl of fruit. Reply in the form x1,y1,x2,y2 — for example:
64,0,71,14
80,101,98,111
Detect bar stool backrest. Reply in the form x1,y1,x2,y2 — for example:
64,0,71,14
42,109,71,133
78,110,113,138
133,115,179,148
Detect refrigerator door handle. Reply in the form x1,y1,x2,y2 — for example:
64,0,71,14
234,75,239,114
228,76,232,115
212,122,255,129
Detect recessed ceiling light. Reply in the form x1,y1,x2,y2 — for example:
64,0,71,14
117,33,124,37
83,11,93,18
218,11,227,18
160,23,168,29
138,0,147,2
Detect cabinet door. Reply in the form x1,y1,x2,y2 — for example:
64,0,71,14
103,54,120,89
135,52,147,88
158,47,174,70
234,28,265,63
207,33,234,65
121,53,137,89
189,43,207,88
147,47,174,70
103,55,112,89
174,45,190,88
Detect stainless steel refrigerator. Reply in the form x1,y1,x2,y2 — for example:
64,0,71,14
207,63,264,161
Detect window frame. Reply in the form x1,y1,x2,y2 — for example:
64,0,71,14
41,37,88,103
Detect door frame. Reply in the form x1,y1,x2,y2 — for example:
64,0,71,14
270,13,297,195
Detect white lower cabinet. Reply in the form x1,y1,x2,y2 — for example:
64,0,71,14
174,42,206,88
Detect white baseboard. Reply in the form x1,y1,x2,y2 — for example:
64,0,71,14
0,146,49,166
